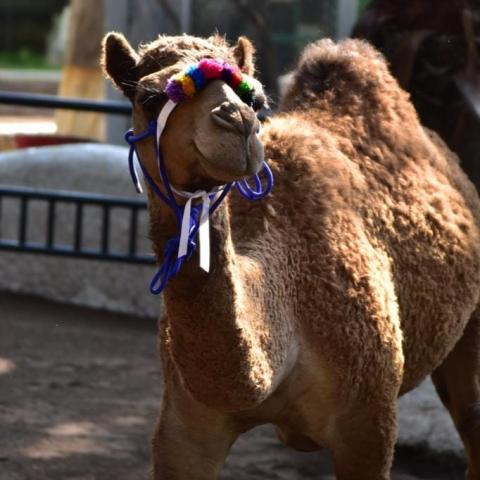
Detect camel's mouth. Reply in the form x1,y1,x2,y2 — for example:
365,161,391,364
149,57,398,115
192,132,264,184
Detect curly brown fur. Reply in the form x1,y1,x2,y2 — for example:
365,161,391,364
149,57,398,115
102,33,480,480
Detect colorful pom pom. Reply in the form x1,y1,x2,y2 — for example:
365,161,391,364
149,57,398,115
236,79,253,103
198,58,224,79
221,62,234,83
165,78,187,103
164,57,259,106
229,69,243,90
187,65,206,90
179,74,196,97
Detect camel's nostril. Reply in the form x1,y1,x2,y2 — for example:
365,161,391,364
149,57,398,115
211,103,243,134
211,102,258,137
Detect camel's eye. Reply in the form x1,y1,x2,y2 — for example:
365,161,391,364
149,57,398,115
137,91,164,112
252,98,263,112
251,92,268,113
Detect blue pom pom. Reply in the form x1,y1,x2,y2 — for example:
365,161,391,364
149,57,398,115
222,68,232,84
187,66,206,90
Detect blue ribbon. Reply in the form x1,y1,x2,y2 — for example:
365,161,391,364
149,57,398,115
125,122,273,294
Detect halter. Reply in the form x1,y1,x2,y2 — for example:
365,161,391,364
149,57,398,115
125,58,273,294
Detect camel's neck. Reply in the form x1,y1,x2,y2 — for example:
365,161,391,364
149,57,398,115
153,200,291,411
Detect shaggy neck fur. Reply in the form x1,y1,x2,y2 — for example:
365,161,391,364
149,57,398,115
151,199,291,411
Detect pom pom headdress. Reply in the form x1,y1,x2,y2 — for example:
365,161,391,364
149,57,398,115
125,56,273,294
165,58,260,105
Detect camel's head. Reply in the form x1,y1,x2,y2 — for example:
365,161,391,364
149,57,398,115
101,33,266,190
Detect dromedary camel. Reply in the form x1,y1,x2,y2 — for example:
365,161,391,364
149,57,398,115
102,32,480,480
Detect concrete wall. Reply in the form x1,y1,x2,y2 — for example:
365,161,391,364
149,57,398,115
0,143,159,318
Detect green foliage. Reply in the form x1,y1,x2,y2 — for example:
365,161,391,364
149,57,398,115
359,0,372,12
0,0,67,54
0,49,52,69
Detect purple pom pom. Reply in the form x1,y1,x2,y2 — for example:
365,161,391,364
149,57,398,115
165,79,186,103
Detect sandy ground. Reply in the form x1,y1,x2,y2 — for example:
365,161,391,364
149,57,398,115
0,292,467,480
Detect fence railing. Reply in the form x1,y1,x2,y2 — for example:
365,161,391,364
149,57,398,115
0,92,155,265
0,91,132,114
0,186,153,264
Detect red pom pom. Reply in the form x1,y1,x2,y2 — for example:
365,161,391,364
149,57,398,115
229,69,243,89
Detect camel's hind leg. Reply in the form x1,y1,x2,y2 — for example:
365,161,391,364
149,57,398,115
431,309,480,480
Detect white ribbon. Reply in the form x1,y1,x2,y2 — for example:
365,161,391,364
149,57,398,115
171,186,227,272
155,100,227,273
156,99,177,140
171,188,213,272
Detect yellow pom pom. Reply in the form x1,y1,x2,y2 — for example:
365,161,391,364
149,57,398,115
180,75,196,97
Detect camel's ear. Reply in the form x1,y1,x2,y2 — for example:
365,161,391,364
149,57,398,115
101,32,140,100
232,37,255,75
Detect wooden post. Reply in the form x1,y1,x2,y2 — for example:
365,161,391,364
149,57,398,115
55,0,105,141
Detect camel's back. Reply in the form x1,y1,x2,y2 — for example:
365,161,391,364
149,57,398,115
247,39,480,392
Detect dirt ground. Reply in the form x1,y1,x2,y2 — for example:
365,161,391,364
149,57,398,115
0,292,467,480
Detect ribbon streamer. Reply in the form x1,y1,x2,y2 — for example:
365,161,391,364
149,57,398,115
172,186,225,272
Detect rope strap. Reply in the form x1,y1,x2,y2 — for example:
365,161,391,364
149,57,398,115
124,78,273,294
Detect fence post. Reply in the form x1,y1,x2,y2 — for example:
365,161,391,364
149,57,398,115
56,0,105,141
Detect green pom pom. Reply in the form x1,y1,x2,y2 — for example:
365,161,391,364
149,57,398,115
236,79,253,100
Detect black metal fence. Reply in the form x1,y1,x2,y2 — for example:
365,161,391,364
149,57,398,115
0,186,153,264
0,91,154,264
0,91,132,115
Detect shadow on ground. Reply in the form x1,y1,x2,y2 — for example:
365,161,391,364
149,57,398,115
0,292,466,479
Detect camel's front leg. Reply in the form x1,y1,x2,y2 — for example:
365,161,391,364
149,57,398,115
327,400,398,480
152,392,237,480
